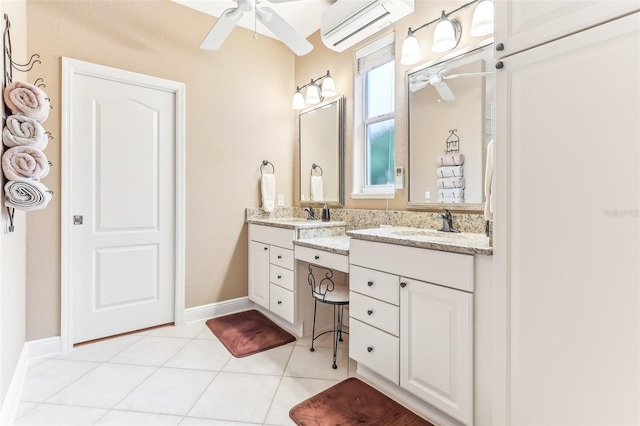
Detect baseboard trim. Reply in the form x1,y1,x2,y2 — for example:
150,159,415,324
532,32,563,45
0,344,29,426
27,336,62,360
183,297,255,323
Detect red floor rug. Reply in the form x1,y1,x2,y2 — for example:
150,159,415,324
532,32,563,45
206,310,296,358
289,377,434,426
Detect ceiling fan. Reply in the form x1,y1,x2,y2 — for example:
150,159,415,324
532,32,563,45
200,0,313,56
411,70,492,101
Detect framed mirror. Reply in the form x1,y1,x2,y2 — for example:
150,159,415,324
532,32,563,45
407,42,494,210
299,96,344,206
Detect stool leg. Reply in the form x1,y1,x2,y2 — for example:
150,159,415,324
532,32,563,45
331,304,338,369
338,305,344,342
310,299,318,352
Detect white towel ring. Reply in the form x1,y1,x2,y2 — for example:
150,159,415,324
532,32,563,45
260,160,275,175
311,163,323,176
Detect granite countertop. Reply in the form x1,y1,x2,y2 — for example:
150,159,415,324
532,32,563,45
246,217,347,230
293,235,351,256
347,227,492,256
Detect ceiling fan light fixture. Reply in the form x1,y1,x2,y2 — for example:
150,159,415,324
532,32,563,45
292,88,306,110
470,0,494,36
400,29,421,66
305,82,321,105
432,11,461,52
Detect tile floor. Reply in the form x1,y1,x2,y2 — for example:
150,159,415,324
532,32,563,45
13,318,356,426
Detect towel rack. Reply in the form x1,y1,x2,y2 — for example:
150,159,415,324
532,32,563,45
445,129,460,154
311,163,323,176
260,160,275,175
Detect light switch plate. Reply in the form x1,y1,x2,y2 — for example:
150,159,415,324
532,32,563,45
395,166,404,189
277,194,285,207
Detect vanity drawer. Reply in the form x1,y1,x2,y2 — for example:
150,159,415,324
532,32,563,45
270,265,294,292
295,246,349,273
269,284,295,323
350,265,399,305
270,247,294,270
349,317,399,384
349,291,399,336
249,224,295,250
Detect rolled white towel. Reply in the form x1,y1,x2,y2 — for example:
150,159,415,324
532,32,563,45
3,115,48,150
310,175,324,202
437,166,464,178
484,139,495,221
438,188,464,200
437,153,465,166
4,179,52,211
3,81,50,123
437,176,465,189
2,146,50,180
261,173,276,212
438,197,464,203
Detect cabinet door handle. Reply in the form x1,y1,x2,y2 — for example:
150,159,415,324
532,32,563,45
400,282,407,288
496,42,505,51
277,255,282,259
367,281,373,287
314,255,320,260
263,247,268,251
277,275,282,279
367,309,373,315
495,61,504,70
367,346,373,353
277,300,282,305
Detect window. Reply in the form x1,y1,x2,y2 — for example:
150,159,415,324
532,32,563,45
353,33,396,198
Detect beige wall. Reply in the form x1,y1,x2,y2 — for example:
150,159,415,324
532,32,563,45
25,0,297,340
294,0,492,211
1,0,27,404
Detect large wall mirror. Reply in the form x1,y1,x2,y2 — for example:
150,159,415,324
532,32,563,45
407,42,494,210
299,96,344,206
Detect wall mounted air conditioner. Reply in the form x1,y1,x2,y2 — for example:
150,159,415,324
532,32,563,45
320,0,415,52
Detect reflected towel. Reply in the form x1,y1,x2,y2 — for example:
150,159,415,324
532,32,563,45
437,153,465,166
311,176,324,202
484,139,495,221
3,81,50,123
4,179,52,211
3,115,48,150
437,177,465,189
439,197,464,203
2,146,50,180
437,166,464,178
261,173,276,212
438,188,464,200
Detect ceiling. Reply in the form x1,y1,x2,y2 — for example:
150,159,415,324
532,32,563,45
172,0,337,41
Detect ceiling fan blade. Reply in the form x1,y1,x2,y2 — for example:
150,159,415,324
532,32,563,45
256,6,313,56
200,7,244,51
443,71,492,79
266,0,304,2
434,82,456,101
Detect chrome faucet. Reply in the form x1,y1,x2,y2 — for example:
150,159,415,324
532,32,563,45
303,207,317,220
437,209,459,233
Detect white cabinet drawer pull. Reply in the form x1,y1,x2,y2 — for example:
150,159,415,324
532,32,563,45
277,275,282,279
367,346,373,353
367,309,373,315
277,300,282,305
367,281,374,287
277,255,282,259
314,255,320,260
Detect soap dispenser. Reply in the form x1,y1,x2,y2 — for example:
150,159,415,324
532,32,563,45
321,202,330,222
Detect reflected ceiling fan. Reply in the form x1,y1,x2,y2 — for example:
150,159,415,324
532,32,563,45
411,70,492,101
200,0,313,56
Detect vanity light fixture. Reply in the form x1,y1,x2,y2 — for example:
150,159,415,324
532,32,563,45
400,0,494,66
292,70,336,110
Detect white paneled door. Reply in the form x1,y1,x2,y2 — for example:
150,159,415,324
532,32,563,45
63,59,185,345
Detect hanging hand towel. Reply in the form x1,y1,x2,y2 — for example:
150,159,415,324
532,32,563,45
437,166,464,178
310,175,324,202
3,115,48,150
2,146,50,181
4,179,52,211
437,153,465,166
484,139,495,221
437,176,465,189
261,173,276,212
3,81,50,123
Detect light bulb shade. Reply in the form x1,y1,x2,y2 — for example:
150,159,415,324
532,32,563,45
292,91,305,110
432,16,461,52
470,0,494,36
321,76,336,97
306,84,321,105
400,33,421,65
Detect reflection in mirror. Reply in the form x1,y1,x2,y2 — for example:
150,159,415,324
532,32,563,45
407,42,494,209
299,96,344,206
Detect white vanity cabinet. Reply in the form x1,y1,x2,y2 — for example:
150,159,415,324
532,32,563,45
248,224,296,322
494,0,639,58
349,238,474,425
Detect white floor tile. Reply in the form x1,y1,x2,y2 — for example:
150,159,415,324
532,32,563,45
12,403,108,425
21,359,99,402
264,376,339,426
56,335,143,363
283,345,349,381
164,339,231,371
96,409,183,425
180,418,260,425
193,326,217,340
46,363,157,408
296,328,350,348
14,401,38,419
188,372,281,423
222,344,294,375
116,367,216,416
148,321,208,339
108,336,190,366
